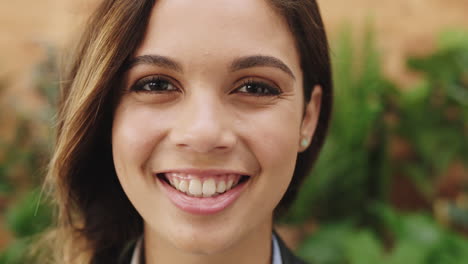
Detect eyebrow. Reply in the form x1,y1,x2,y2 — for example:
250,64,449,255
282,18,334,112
126,55,183,72
125,54,295,79
230,55,295,79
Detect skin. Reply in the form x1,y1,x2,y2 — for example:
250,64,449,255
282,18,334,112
112,0,322,263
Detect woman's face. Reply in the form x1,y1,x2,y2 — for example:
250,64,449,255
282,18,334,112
112,0,320,255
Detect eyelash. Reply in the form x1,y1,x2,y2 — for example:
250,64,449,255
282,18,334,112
129,76,282,97
130,76,179,93
235,79,281,97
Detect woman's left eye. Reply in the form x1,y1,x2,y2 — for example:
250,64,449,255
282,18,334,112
235,80,281,96
130,76,179,93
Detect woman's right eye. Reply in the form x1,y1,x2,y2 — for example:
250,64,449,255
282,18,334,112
130,76,179,93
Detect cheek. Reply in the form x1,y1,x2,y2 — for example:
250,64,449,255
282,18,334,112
245,103,301,161
239,104,302,195
111,102,168,183
257,125,299,174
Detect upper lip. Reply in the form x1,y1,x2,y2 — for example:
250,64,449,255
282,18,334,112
155,168,252,177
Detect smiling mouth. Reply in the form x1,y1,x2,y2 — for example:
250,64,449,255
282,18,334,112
157,172,251,198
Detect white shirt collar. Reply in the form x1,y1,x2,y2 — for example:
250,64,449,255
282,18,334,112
130,238,142,264
130,234,283,264
272,232,283,264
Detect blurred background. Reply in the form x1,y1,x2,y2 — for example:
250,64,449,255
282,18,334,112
0,0,467,263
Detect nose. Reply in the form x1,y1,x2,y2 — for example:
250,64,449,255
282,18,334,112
169,93,236,154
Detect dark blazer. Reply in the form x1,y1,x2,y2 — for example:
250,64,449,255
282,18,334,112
119,232,308,264
274,231,308,264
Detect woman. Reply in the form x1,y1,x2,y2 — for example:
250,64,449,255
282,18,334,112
44,0,332,263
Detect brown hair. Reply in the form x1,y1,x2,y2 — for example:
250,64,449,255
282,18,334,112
44,0,332,263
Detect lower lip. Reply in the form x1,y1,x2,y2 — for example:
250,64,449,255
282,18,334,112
157,176,249,215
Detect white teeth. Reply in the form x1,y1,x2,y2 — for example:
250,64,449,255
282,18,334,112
202,179,216,197
188,178,202,197
165,173,246,197
216,181,226,193
226,179,234,190
169,176,179,187
178,180,188,193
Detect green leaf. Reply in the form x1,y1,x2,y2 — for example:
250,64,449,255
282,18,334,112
5,189,53,238
345,230,382,264
298,222,353,264
0,238,32,264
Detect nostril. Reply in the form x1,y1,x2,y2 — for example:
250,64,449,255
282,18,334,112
175,143,189,148
215,145,229,150
169,115,237,153
171,133,236,153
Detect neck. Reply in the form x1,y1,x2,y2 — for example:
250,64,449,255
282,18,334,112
143,219,273,264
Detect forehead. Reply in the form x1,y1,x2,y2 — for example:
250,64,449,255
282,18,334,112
135,0,301,75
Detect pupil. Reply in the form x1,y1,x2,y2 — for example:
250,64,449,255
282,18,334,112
248,84,262,94
150,81,167,90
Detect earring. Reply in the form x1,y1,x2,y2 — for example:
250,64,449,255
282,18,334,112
301,138,309,148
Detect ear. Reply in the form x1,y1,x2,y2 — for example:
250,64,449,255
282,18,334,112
299,85,322,152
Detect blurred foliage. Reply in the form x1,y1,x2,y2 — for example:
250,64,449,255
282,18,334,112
0,47,57,263
298,204,468,264
286,27,468,263
396,30,468,199
285,24,396,224
5,190,52,239
0,190,52,264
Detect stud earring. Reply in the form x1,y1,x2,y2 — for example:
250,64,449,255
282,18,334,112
301,138,309,148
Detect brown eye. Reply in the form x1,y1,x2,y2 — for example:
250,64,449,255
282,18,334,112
235,80,281,96
131,76,179,93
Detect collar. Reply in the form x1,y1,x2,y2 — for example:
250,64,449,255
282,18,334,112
130,233,283,264
130,238,142,264
272,232,283,264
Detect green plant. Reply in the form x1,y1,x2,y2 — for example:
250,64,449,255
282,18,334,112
298,205,468,264
0,49,57,263
396,30,468,200
288,28,468,263
0,189,52,264
284,24,396,225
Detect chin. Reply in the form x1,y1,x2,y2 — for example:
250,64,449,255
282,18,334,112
170,231,235,255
